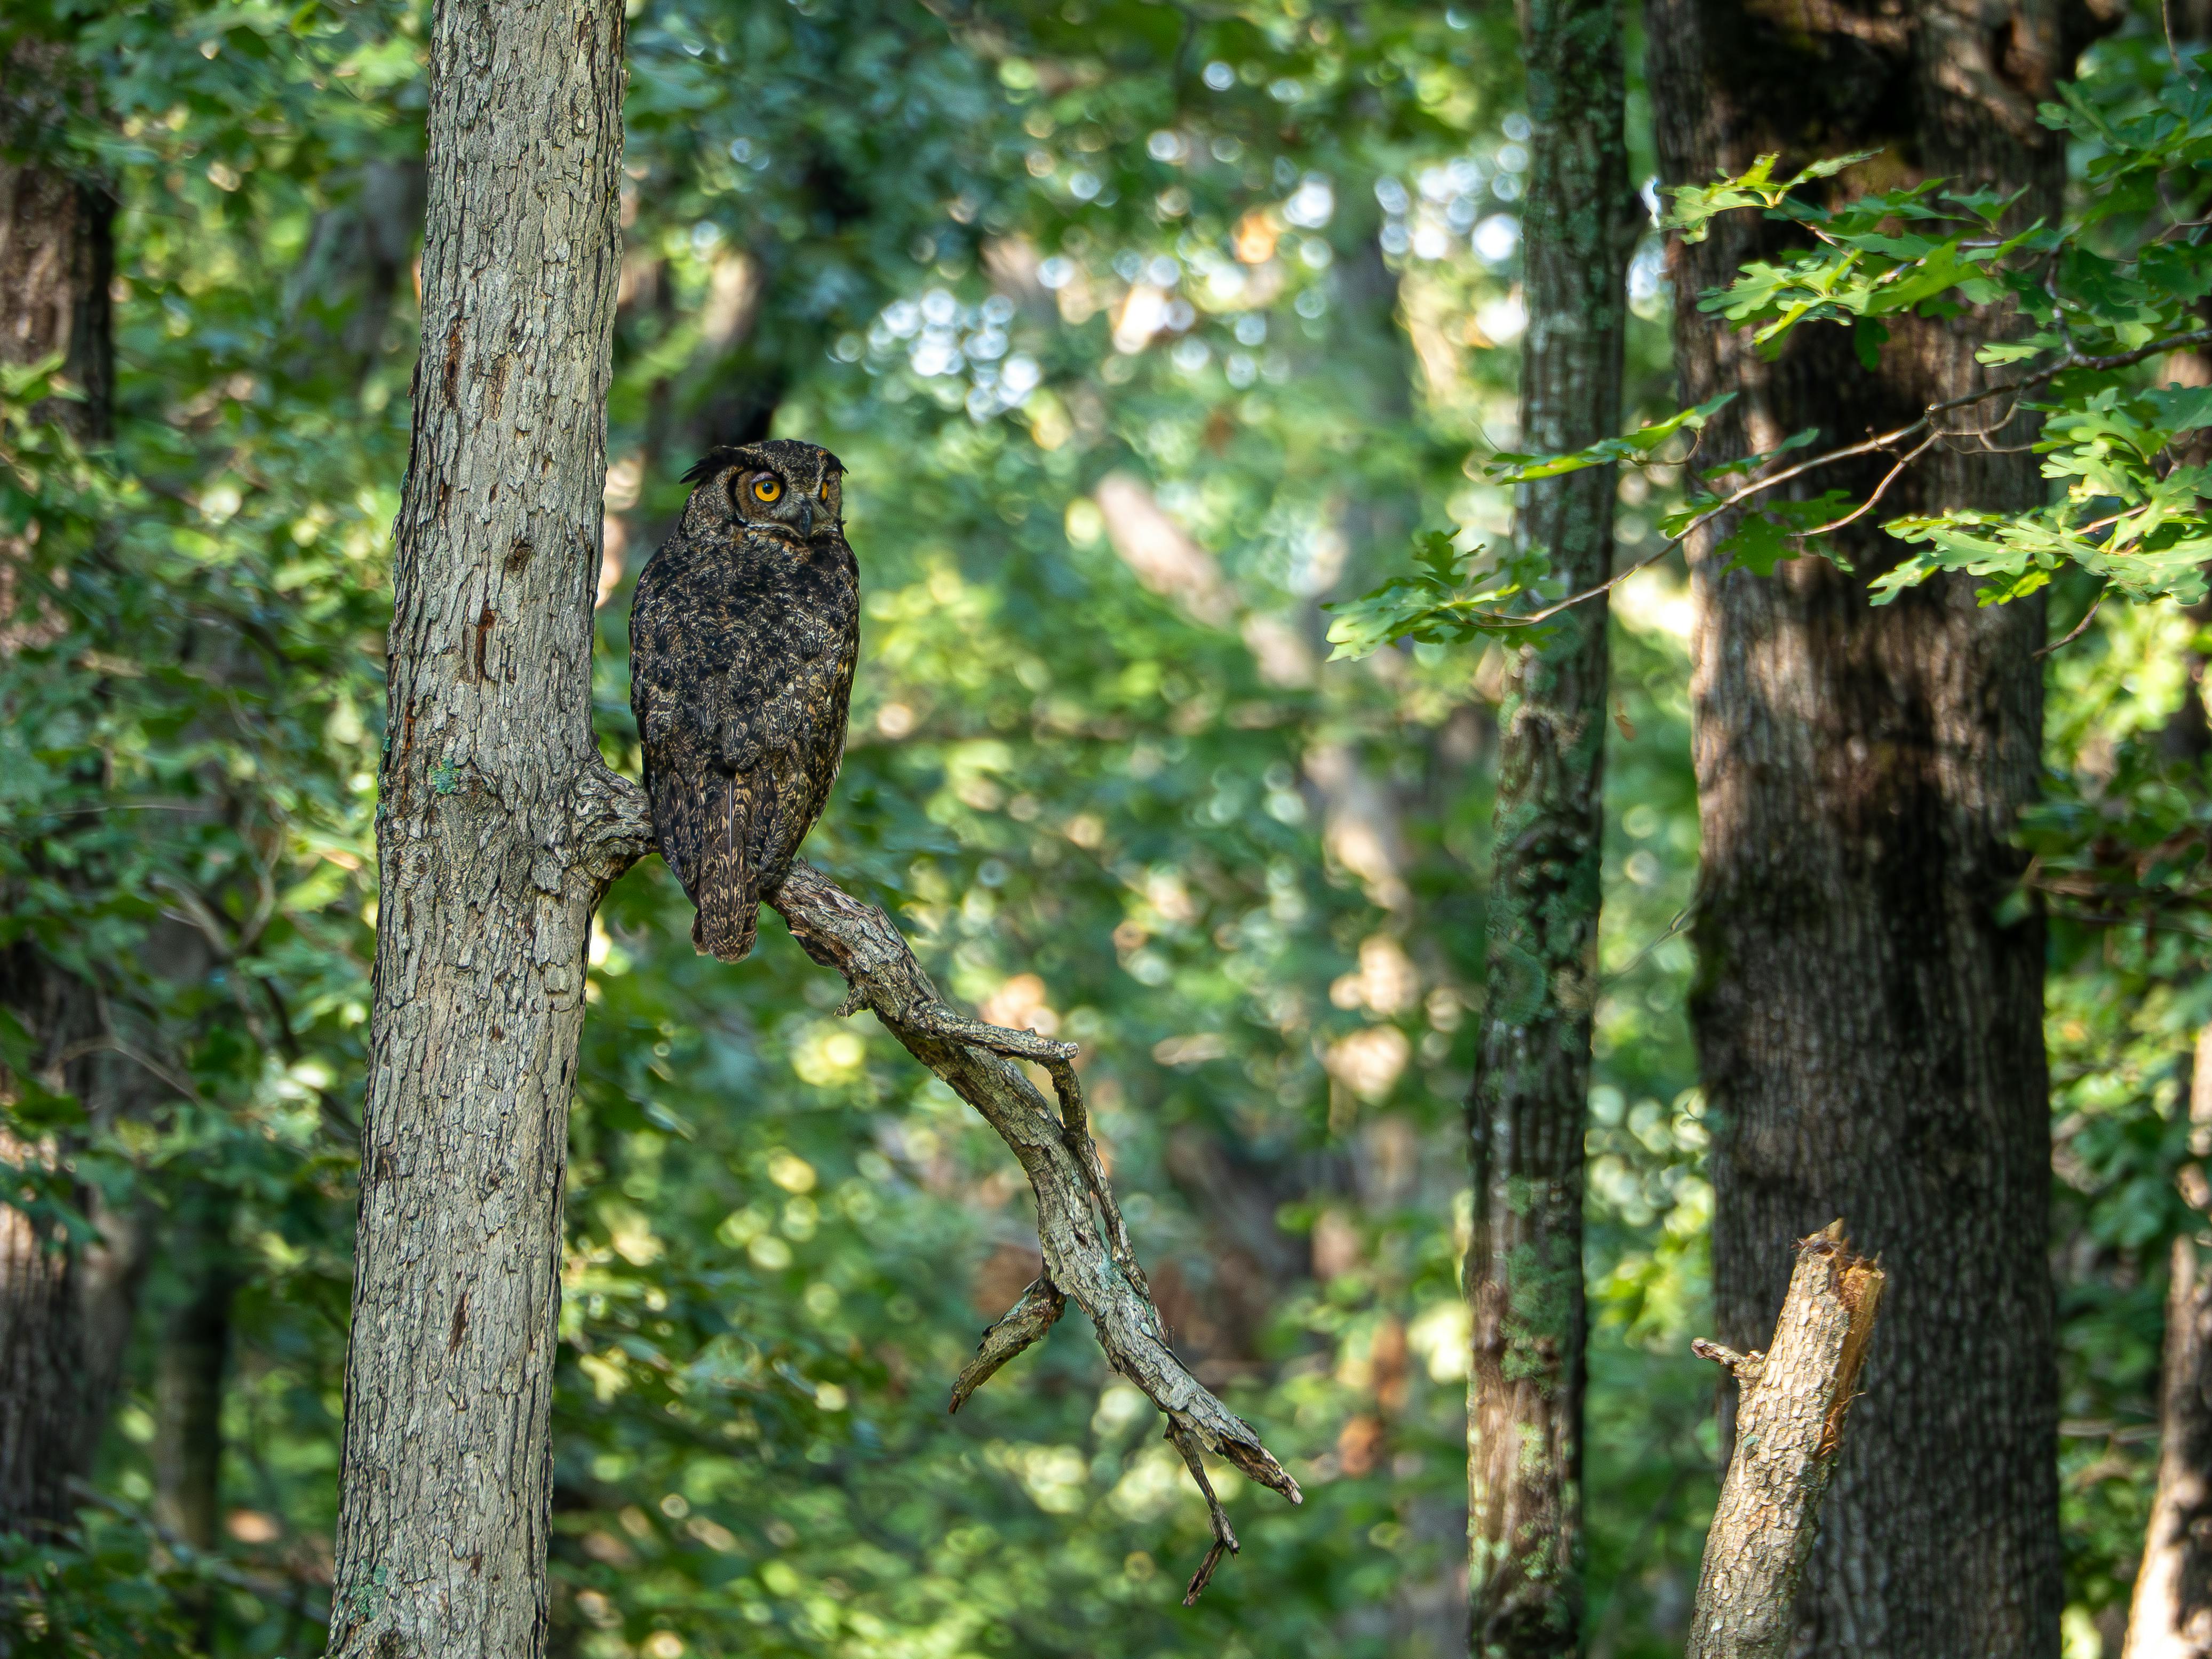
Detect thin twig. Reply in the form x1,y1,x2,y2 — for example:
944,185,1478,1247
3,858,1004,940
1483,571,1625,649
2037,587,2109,658
1792,430,1940,539
2170,0,2201,87
1462,325,2212,631
1166,1423,1238,1605
50,1033,205,1106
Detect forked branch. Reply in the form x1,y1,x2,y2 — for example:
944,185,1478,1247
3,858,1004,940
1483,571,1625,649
763,860,1302,1602
584,773,1302,1598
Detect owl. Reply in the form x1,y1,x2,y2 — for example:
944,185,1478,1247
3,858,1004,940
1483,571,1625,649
630,439,860,962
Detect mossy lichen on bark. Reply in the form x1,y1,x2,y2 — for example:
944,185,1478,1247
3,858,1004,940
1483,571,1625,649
1464,0,1632,1652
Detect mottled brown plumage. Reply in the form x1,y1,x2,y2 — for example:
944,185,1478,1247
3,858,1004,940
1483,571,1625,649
630,440,860,961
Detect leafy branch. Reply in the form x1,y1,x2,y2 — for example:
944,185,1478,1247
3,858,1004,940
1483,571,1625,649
1334,62,2212,659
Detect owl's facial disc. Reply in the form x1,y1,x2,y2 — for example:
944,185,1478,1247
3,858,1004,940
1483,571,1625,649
729,467,815,543
709,442,845,548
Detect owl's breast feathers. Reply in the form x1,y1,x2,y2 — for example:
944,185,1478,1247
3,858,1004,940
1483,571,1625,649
631,529,859,961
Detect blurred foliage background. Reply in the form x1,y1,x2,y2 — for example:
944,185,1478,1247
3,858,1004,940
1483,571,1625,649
0,1,2202,1656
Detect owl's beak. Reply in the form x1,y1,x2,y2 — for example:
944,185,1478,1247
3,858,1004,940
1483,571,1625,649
797,497,815,537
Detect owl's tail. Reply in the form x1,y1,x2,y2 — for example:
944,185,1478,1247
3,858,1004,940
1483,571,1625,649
693,776,760,962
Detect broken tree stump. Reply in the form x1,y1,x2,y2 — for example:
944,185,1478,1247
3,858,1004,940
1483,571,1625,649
1684,1219,1886,1659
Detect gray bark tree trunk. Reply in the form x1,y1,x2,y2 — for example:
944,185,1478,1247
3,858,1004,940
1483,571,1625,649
322,2,630,1653
2122,1023,2212,1659
1647,3,2070,1654
1465,0,1629,1651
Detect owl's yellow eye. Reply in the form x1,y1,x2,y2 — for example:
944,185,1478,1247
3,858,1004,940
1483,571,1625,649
818,481,830,501
752,476,783,503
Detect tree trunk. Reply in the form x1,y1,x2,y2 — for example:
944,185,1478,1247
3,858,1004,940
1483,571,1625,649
1464,0,1629,1652
1647,4,2067,1655
0,153,113,440
2122,1024,2212,1659
323,2,628,1653
0,116,125,1543
1685,1223,1887,1659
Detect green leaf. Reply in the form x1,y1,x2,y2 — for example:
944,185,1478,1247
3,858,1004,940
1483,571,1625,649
1485,394,1736,483
1714,492,1857,576
1661,151,1879,243
1324,531,1563,659
1715,513,1796,577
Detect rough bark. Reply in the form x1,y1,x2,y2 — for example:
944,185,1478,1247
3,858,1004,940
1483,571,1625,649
1463,0,1629,1650
0,153,113,440
2123,1024,2212,1659
322,2,629,1653
1647,3,2068,1654
1685,1223,1886,1659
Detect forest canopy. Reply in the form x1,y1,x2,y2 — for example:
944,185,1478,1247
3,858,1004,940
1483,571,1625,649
4,2,2212,1657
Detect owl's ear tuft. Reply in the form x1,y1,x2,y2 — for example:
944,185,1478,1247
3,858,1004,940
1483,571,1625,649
681,445,756,487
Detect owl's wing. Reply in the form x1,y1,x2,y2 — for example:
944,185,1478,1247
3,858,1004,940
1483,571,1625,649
634,558,761,961
632,573,705,896
641,741,704,898
763,614,860,888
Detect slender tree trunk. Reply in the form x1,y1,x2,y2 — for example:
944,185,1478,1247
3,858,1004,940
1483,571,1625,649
323,2,627,1653
152,1277,230,1549
2122,1024,2212,1659
1464,1,1629,1651
0,110,125,1543
1648,4,2070,1654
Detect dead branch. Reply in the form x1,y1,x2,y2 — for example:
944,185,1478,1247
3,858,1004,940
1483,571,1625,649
583,772,1303,1597
765,860,1302,1599
949,1274,1065,1412
1685,1219,1886,1659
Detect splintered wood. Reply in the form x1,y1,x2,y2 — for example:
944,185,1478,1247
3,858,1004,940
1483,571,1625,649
1685,1221,1886,1659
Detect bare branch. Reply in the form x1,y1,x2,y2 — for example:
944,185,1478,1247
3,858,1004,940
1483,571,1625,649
1166,1423,1238,1605
951,1274,1067,1413
765,859,1303,1592
2036,586,2110,658
1792,430,1940,539
568,769,1301,1594
1690,1338,1765,1384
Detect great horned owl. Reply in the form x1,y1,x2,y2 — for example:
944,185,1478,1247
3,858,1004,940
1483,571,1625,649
630,439,860,962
